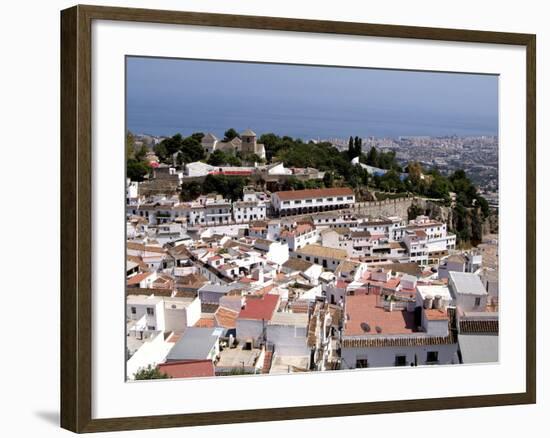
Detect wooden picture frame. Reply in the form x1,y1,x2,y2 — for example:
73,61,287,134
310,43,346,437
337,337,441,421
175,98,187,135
60,4,536,433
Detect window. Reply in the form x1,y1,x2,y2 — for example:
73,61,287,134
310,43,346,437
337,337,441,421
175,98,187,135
426,351,439,364
130,306,136,314
146,307,154,316
337,197,343,201
356,358,369,368
347,196,353,200
327,197,333,201
147,325,156,331
395,355,407,366
475,297,481,307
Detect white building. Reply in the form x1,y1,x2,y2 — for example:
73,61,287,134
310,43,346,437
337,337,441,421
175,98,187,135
236,294,280,347
233,200,267,223
253,239,289,266
293,244,348,271
271,187,355,217
340,293,458,369
266,312,309,356
126,294,201,333
200,129,266,159
449,271,488,312
279,223,320,252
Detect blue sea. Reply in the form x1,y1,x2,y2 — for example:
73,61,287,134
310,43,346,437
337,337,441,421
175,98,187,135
126,101,497,140
126,57,498,139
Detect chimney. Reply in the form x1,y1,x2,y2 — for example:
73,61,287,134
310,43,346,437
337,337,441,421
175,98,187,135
423,295,434,309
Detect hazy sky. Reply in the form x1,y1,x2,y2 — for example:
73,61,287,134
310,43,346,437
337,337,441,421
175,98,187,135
126,56,498,139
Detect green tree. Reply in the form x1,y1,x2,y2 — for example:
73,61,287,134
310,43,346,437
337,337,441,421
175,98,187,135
159,133,184,157
223,128,239,142
366,146,378,167
476,195,490,218
427,173,451,201
126,159,149,182
347,136,354,158
354,136,362,157
134,364,170,380
153,143,168,162
323,171,334,188
180,181,203,201
203,174,248,201
135,144,148,162
282,176,305,191
126,131,135,159
238,152,263,164
190,132,205,142
207,149,242,166
179,137,205,163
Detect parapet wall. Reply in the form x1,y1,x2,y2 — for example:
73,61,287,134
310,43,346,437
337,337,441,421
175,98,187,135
349,197,417,218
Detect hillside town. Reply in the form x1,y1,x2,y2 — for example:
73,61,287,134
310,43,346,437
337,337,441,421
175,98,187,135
126,129,499,380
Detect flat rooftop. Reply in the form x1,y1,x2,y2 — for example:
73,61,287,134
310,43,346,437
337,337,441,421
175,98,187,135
449,271,487,296
216,344,261,369
269,354,310,374
416,284,453,301
344,294,417,336
269,312,309,327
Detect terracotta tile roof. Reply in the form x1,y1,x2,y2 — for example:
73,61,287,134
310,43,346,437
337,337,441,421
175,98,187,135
280,223,314,238
238,294,279,321
327,304,342,327
261,350,274,374
194,317,215,328
127,242,166,253
424,308,449,321
296,244,347,260
307,304,322,348
274,187,354,201
126,272,153,286
214,306,239,329
459,319,499,334
158,360,215,379
173,290,197,299
127,255,148,270
126,287,173,297
341,334,454,348
370,263,422,277
342,308,457,348
344,294,416,336
201,303,219,314
282,258,313,272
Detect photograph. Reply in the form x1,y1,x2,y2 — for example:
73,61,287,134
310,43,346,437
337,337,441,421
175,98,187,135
125,57,500,380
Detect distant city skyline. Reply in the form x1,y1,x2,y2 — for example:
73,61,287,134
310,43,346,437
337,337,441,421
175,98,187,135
126,57,498,139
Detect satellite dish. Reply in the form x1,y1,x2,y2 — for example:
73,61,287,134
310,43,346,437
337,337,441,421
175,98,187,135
360,322,371,333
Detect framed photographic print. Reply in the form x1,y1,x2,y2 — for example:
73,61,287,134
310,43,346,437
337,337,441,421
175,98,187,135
60,4,536,433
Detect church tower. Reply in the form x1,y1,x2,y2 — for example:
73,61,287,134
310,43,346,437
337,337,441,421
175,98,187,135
240,129,257,155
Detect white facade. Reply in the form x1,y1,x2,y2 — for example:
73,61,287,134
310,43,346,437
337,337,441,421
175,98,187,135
126,331,173,379
340,342,458,369
233,201,267,223
236,319,266,346
449,271,489,312
127,295,201,333
271,188,355,216
266,313,309,356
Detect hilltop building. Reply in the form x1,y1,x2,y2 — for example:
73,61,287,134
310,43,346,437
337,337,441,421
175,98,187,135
201,129,266,160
